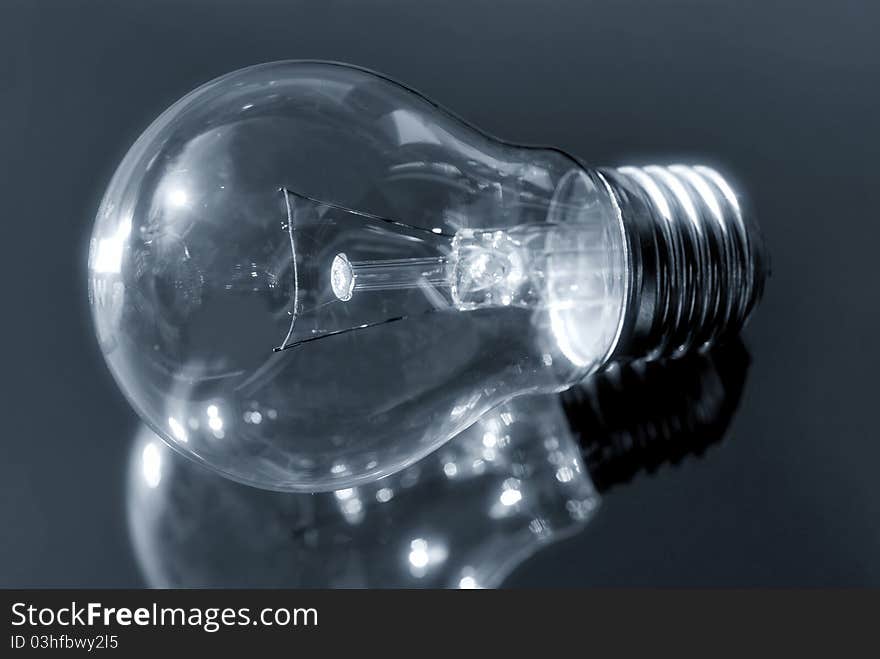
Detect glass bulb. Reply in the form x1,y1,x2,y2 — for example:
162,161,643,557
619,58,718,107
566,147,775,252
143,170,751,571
90,61,765,491
127,341,749,588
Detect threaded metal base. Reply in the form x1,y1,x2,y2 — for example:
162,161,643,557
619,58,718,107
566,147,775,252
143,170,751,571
600,165,768,361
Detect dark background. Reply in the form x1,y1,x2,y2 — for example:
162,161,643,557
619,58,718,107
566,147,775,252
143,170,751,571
2,0,878,586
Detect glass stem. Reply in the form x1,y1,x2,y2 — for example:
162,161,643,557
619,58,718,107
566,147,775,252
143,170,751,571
350,256,450,291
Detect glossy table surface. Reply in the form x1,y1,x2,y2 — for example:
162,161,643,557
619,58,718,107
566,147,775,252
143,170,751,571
2,0,877,586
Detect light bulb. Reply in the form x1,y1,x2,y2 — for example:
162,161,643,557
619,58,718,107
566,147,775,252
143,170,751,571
90,61,766,491
127,341,748,588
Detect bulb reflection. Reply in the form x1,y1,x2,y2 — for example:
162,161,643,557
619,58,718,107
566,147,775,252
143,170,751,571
128,341,748,588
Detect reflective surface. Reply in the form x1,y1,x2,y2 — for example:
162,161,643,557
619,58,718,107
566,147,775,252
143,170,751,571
129,397,599,588
128,342,748,588
89,61,626,492
6,0,879,587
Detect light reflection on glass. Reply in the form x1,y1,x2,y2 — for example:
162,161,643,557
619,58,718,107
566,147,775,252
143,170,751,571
129,394,596,588
141,442,162,490
91,215,131,275
127,341,748,588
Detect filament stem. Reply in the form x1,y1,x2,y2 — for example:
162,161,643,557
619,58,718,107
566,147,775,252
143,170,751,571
331,253,450,301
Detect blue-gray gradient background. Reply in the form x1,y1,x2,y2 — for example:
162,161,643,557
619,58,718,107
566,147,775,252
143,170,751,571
2,0,878,586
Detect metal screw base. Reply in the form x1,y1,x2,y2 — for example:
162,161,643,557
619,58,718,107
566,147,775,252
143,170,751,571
600,165,768,362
